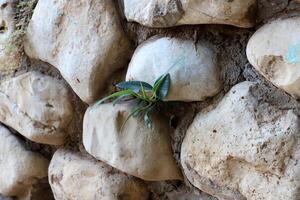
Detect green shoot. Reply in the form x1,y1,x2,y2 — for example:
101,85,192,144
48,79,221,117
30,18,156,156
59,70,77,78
95,73,171,129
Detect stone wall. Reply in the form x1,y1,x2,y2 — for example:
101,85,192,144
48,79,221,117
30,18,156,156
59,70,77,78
0,0,300,200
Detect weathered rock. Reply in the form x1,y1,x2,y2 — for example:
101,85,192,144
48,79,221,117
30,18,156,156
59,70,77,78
0,71,73,145
247,17,300,99
181,81,300,200
0,0,22,73
0,125,49,198
123,0,257,28
49,149,149,200
25,0,131,104
83,102,182,181
126,37,222,102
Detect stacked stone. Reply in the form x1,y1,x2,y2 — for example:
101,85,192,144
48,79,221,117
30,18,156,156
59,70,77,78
0,0,299,200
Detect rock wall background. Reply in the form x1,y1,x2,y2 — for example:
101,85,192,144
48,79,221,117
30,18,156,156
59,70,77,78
0,0,300,200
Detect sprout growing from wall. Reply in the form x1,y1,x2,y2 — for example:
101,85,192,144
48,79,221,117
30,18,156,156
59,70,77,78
96,73,171,129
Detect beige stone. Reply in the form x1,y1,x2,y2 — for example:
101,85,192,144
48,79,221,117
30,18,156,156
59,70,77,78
0,125,48,198
83,102,182,181
123,0,257,28
181,81,300,200
25,0,131,104
0,71,73,145
49,149,149,200
247,17,300,99
126,36,222,102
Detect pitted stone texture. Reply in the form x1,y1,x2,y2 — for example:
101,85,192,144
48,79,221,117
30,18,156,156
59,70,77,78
181,81,300,200
123,0,256,28
0,71,73,145
126,37,222,102
0,125,48,198
0,0,22,73
49,149,149,200
83,102,182,181
247,17,300,99
25,0,131,104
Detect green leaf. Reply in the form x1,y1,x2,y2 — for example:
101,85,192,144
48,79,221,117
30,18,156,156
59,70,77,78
116,81,153,93
112,94,134,105
144,112,152,129
153,73,171,100
121,104,147,130
144,106,155,129
95,89,137,105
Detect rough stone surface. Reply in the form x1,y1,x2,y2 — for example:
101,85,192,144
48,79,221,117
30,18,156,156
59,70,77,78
0,125,49,198
0,0,22,73
0,71,73,145
25,0,131,104
181,81,300,200
126,36,222,102
247,17,300,99
83,102,182,181
49,149,149,200
123,0,257,28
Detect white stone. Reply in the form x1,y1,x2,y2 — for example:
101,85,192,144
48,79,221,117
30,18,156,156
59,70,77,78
49,149,149,200
0,125,48,198
247,17,300,99
126,36,222,102
123,0,257,28
0,0,22,73
83,102,182,181
25,0,131,104
0,71,73,145
181,81,300,200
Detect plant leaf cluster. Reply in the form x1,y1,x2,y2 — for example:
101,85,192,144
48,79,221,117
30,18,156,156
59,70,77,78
96,73,171,129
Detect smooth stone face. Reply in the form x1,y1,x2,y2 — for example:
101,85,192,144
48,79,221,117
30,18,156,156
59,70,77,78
25,0,131,104
49,149,149,200
0,0,22,73
0,125,49,198
83,102,182,181
247,17,300,99
123,0,256,28
0,71,73,145
126,37,222,102
178,0,257,28
181,81,300,200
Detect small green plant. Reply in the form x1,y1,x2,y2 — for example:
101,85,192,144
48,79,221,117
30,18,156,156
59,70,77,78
96,73,171,129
